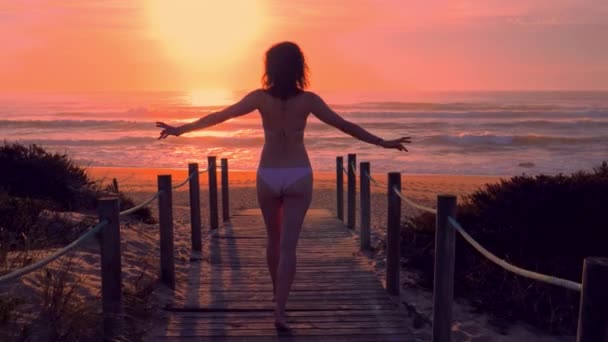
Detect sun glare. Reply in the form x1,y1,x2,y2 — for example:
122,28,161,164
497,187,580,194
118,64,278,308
146,1,265,67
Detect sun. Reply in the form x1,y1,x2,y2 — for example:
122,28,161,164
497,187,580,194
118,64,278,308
146,1,266,67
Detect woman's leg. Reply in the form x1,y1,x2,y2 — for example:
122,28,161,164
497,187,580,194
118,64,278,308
274,172,313,328
256,175,282,298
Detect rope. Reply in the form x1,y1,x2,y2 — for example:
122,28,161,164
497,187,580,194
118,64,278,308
447,217,582,292
364,170,385,188
342,164,356,175
0,220,109,284
172,172,195,190
119,190,163,216
393,186,437,214
199,169,208,174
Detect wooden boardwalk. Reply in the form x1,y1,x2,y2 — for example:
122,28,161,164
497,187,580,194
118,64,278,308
155,208,419,341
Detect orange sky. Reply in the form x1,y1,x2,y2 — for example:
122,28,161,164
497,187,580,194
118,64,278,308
1,0,607,93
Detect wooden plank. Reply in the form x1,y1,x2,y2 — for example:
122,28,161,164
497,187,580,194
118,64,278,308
179,295,393,303
186,276,380,282
191,285,389,292
159,334,412,342
190,281,384,287
168,304,398,311
163,327,412,337
183,289,390,296
233,208,333,217
162,309,404,318
165,320,409,330
166,315,406,323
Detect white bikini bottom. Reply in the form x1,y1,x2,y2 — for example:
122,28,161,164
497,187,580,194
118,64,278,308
257,166,312,195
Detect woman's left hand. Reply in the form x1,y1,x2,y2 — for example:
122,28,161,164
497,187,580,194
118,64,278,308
156,122,182,140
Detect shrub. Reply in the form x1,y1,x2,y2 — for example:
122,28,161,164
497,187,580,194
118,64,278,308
0,142,153,221
0,143,95,211
403,161,608,334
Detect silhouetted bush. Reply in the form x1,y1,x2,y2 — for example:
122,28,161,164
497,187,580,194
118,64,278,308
0,143,96,211
0,143,153,247
402,161,608,334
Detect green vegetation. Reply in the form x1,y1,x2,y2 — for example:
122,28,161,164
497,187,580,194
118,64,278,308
402,161,608,334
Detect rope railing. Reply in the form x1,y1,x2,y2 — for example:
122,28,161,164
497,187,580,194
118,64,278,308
172,172,195,189
363,168,438,214
447,217,582,292
119,190,163,216
363,170,384,188
392,186,437,214
0,220,109,284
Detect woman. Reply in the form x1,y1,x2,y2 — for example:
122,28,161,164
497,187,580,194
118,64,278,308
156,41,410,330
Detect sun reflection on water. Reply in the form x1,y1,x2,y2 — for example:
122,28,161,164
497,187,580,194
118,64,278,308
186,89,234,107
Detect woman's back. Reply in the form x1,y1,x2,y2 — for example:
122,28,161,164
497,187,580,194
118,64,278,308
257,90,312,168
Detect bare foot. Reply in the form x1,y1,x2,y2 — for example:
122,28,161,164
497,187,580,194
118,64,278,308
274,311,290,331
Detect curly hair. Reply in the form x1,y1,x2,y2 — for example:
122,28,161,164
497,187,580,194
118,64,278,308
262,42,309,100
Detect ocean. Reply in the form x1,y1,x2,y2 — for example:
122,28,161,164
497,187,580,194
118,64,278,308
1,91,606,176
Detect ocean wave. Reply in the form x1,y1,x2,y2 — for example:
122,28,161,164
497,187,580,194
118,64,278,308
337,102,566,112
341,109,608,120
0,119,151,130
423,133,608,147
10,135,266,148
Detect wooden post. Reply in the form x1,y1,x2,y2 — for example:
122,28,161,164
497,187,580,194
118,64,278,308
577,257,608,342
158,175,175,290
336,156,344,221
112,178,119,193
208,156,219,230
347,153,356,229
359,162,371,251
432,195,457,342
98,197,122,339
386,172,401,295
221,158,230,222
188,163,202,252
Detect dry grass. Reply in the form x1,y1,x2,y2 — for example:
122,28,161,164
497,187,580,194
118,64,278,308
121,255,159,341
34,256,102,341
1,252,160,341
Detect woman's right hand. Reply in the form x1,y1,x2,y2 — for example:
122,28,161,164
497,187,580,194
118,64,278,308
380,137,411,151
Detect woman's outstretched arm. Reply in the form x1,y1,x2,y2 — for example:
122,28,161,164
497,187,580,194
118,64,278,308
157,90,260,139
310,92,410,151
